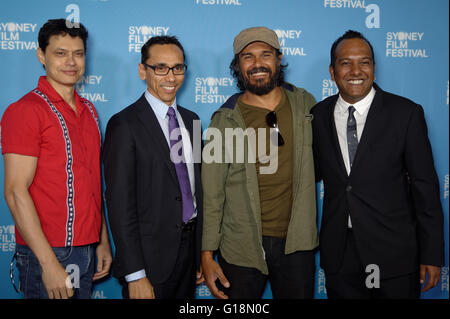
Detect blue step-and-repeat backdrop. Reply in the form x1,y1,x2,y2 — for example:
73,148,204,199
0,0,448,299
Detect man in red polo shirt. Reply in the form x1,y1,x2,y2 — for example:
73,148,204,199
1,19,111,299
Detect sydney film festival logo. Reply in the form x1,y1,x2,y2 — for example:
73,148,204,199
0,4,78,51
274,29,306,57
386,32,428,58
195,77,235,105
0,22,38,51
321,79,339,101
0,225,15,252
128,25,170,53
76,75,108,103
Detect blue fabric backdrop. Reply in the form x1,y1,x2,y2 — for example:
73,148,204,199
0,0,448,299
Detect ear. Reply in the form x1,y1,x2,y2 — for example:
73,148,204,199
36,48,45,66
138,63,146,81
277,52,283,65
329,65,335,82
279,52,283,59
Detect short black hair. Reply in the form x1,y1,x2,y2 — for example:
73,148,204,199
330,30,375,70
141,36,185,64
38,19,88,52
229,49,287,92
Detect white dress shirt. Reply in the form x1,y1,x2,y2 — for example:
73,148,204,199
333,87,376,228
125,90,197,283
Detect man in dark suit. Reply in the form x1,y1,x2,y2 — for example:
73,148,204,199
311,30,444,299
102,36,203,299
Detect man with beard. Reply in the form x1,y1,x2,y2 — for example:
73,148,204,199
201,26,318,299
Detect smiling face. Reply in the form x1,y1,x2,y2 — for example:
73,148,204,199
330,38,375,104
138,44,185,106
238,41,281,95
37,34,85,91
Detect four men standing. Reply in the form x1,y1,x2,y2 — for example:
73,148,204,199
0,19,445,300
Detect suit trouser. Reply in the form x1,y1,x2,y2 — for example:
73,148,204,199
217,236,315,299
122,225,197,299
325,229,421,299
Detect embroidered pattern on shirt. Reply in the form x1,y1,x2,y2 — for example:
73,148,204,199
82,100,101,141
32,89,75,247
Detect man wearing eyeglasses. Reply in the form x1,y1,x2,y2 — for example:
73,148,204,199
201,27,318,299
102,36,204,299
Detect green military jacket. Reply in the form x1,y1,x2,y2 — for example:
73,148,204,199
202,82,319,274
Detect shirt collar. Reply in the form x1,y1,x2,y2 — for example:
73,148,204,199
37,76,84,109
38,76,61,101
144,89,177,120
336,86,376,115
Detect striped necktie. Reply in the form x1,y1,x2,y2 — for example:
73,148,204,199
347,105,358,168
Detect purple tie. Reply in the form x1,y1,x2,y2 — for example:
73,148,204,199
167,106,195,223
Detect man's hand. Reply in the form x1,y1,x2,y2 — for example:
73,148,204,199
128,277,155,299
3,153,72,299
196,265,205,285
93,239,112,281
420,264,441,293
201,251,230,299
41,260,73,299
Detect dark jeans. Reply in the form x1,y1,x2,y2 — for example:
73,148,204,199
15,243,96,299
325,229,421,299
218,236,315,299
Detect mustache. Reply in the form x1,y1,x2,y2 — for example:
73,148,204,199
247,67,272,76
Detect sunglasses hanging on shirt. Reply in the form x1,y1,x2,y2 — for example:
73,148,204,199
265,111,285,147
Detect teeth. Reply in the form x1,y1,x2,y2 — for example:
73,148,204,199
348,80,363,84
252,72,268,76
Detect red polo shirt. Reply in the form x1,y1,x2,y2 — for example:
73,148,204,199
1,76,102,247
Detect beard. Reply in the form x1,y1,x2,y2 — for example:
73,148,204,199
241,65,280,96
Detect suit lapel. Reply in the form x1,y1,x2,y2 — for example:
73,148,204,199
135,94,178,184
177,106,202,198
350,84,385,175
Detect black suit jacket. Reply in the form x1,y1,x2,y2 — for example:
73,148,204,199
311,83,444,279
102,94,203,285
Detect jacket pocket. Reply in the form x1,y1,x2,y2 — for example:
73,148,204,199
303,114,313,146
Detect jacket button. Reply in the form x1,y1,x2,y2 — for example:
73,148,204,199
346,185,352,192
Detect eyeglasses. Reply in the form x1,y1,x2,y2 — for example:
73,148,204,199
266,111,285,146
143,63,187,75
